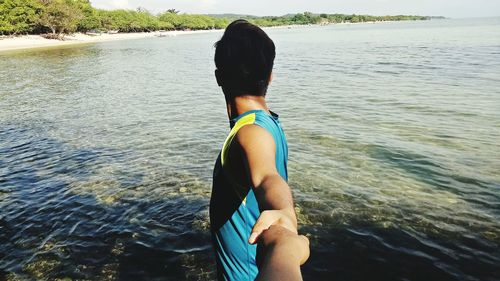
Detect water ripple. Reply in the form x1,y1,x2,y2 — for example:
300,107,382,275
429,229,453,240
1,18,500,280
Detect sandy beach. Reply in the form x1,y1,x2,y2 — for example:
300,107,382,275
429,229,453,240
0,29,224,53
0,23,386,53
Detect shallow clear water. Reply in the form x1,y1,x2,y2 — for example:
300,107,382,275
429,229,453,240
1,18,499,280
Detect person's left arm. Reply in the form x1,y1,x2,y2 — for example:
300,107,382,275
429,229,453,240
233,124,297,244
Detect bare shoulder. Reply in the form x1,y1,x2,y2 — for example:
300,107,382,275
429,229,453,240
233,124,278,184
235,124,276,152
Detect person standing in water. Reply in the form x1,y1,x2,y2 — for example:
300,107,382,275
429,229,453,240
210,19,308,280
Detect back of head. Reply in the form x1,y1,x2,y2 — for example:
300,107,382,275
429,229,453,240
214,20,276,97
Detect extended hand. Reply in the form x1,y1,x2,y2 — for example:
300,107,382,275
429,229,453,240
255,225,310,281
248,208,297,244
258,225,310,265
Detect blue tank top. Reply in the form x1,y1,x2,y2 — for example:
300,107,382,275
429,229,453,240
210,109,288,281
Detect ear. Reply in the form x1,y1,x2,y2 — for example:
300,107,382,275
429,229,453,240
215,69,223,86
268,72,273,85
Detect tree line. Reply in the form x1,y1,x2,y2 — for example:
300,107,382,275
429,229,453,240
0,0,434,37
232,12,433,27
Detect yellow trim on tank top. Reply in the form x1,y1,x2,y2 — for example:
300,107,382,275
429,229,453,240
221,113,257,166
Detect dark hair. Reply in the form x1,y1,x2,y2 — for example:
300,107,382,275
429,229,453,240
214,19,276,97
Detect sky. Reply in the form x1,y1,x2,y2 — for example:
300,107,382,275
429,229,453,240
90,0,500,18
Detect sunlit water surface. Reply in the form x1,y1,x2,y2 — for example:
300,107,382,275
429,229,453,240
1,18,499,280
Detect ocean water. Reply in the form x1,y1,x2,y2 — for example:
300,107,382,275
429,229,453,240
0,18,499,280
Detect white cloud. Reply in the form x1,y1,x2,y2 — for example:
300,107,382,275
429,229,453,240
112,0,132,9
91,0,131,10
90,0,500,17
194,0,217,13
199,0,217,8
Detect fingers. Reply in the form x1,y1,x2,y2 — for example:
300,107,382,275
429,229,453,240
249,210,278,244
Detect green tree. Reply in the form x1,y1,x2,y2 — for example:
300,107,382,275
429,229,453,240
38,0,83,37
0,0,43,35
351,14,360,23
166,8,179,14
74,0,99,32
0,1,432,36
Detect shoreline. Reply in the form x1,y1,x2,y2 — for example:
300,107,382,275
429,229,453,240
0,25,303,53
0,29,224,53
0,20,436,53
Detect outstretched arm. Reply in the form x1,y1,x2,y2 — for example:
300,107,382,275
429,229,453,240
234,124,297,244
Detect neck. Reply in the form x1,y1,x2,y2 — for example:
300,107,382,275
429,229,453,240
225,95,269,120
